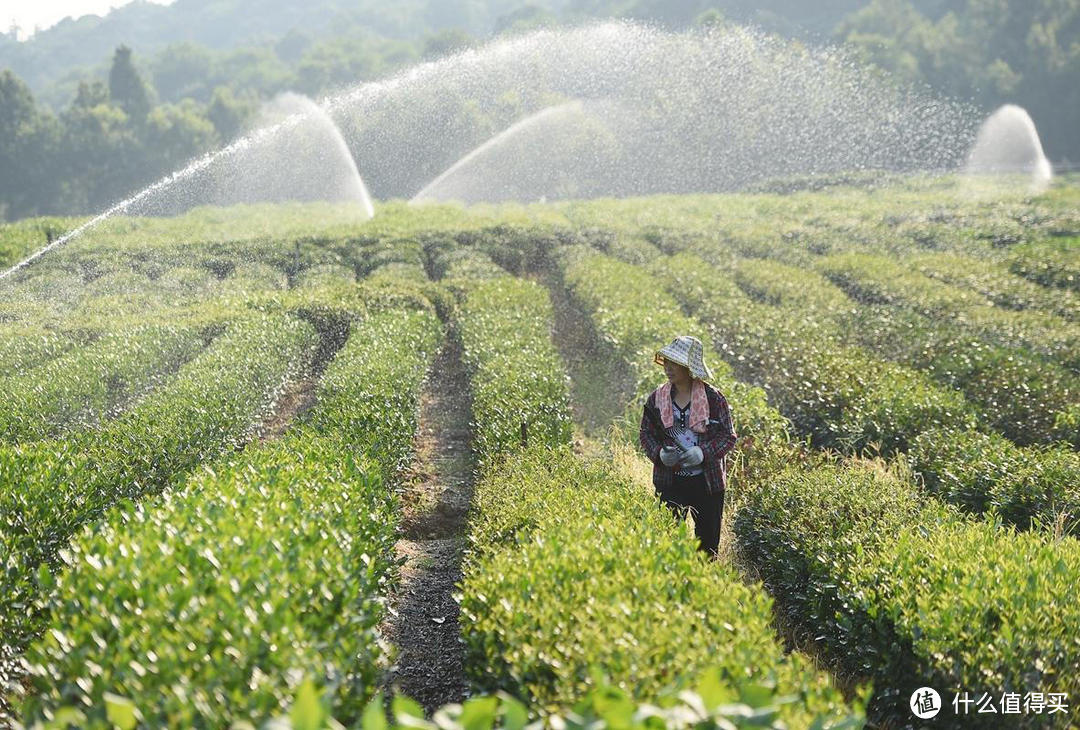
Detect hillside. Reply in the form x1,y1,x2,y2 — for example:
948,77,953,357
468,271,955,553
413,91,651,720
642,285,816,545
0,0,424,93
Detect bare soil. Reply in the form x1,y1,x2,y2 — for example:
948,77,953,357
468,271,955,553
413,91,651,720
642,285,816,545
256,313,350,443
380,335,474,713
543,270,635,441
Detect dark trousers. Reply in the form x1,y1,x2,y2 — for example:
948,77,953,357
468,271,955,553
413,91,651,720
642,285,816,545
657,473,724,557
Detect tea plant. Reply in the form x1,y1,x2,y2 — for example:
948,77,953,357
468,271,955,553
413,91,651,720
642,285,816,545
461,446,858,727
450,267,572,460
0,324,208,442
910,427,1080,533
19,305,442,727
735,461,1080,728
0,313,317,666
555,245,785,448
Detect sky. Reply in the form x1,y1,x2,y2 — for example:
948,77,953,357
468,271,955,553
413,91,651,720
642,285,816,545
5,0,174,40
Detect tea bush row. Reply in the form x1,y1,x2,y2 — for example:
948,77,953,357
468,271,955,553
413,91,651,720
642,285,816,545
0,225,425,326
886,320,1080,447
735,460,1080,728
0,313,318,670
552,228,1080,726
708,244,1077,453
450,272,573,460
655,253,1080,529
729,255,1078,447
0,218,84,269
290,263,357,290
18,306,443,727
30,669,865,730
0,325,87,378
816,252,1080,373
430,244,510,281
554,245,785,448
301,306,443,475
1008,237,1080,293
3,264,226,319
0,267,87,325
649,253,978,456
449,257,856,724
460,446,859,727
0,324,209,443
908,251,1080,322
909,427,1080,535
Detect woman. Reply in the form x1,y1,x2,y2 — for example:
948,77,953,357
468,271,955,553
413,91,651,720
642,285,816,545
639,335,737,557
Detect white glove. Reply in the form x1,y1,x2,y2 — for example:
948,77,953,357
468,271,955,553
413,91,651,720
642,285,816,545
659,445,681,467
678,446,704,468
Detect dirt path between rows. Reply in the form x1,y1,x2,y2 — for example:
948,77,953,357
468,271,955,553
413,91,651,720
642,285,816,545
381,334,474,713
257,377,318,442
258,313,350,443
543,271,635,444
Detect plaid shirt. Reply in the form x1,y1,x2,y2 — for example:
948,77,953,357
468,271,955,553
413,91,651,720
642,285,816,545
639,383,737,496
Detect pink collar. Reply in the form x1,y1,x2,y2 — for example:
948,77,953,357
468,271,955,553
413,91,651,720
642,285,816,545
656,380,708,433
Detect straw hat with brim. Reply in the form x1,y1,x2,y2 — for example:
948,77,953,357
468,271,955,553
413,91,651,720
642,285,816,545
654,335,713,381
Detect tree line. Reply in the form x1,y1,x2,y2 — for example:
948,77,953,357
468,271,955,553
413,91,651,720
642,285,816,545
1,0,1077,220
0,31,451,220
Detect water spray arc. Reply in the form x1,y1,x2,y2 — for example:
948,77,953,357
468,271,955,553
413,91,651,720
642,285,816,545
376,23,984,204
212,93,375,217
3,21,995,280
410,100,627,204
964,104,1053,192
0,119,291,283
0,95,373,283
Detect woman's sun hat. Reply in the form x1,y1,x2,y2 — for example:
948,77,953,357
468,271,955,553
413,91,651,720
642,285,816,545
654,335,713,381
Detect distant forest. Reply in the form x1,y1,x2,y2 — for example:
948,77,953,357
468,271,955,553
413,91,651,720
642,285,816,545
1,0,1078,220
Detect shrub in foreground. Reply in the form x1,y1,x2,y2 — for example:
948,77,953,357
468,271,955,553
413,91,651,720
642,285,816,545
0,314,317,679
18,306,443,726
735,461,1080,728
460,446,857,727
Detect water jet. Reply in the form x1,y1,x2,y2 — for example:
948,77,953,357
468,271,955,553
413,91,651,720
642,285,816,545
2,21,983,281
963,104,1053,192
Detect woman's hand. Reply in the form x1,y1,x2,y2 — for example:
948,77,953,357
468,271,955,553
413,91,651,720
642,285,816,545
678,445,703,468
659,445,682,466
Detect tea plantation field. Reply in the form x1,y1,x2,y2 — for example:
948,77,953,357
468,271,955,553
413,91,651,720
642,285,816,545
0,175,1077,729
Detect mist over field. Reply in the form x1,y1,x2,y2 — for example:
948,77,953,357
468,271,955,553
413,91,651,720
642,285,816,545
2,0,1079,219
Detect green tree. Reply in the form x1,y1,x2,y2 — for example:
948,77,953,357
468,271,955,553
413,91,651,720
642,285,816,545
493,5,558,35
835,0,932,85
629,0,711,26
152,42,215,102
0,70,61,219
144,99,218,174
695,8,728,27
836,0,1080,160
207,85,257,142
275,29,313,63
424,0,483,33
217,46,293,96
296,36,389,95
108,45,153,122
61,95,140,211
72,80,110,109
422,28,473,58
